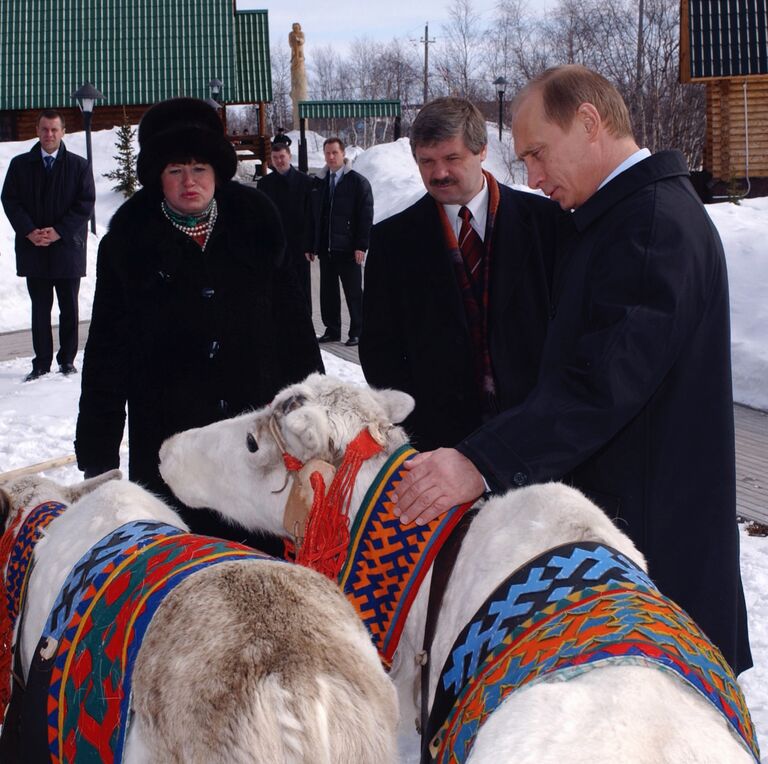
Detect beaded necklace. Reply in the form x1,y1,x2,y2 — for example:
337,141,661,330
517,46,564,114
161,198,218,250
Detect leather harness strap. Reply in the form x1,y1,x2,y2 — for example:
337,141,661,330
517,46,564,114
419,509,477,757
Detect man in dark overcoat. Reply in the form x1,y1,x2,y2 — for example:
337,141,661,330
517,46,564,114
258,135,315,309
2,109,95,381
306,137,373,347
393,66,751,674
360,96,562,452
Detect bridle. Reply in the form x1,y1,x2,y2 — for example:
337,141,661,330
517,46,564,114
264,411,384,579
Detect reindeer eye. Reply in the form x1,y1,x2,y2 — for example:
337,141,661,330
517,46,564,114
280,393,306,415
246,433,259,453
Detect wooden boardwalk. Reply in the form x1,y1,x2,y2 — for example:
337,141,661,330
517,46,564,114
1,260,765,524
735,405,768,524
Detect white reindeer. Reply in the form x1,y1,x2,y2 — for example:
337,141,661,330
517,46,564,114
158,373,759,764
0,470,398,764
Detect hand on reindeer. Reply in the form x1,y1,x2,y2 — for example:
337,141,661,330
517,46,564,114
392,448,485,526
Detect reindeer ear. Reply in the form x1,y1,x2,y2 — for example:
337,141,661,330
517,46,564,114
0,488,12,528
66,469,123,502
376,389,415,424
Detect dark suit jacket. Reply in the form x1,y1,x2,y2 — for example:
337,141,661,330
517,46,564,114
307,166,373,254
360,183,562,451
457,151,751,673
258,165,315,265
1,141,94,278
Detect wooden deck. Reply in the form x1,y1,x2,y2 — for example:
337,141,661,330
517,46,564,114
1,260,765,524
735,404,768,524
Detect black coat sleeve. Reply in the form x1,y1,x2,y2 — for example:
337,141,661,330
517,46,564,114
52,157,95,242
250,183,325,383
359,220,414,396
1,157,36,236
353,174,374,252
272,263,325,381
74,234,130,473
457,197,714,492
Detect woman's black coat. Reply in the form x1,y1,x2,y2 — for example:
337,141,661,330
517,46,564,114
75,181,323,546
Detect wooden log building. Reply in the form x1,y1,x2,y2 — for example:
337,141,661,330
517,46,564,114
0,0,273,169
681,0,768,197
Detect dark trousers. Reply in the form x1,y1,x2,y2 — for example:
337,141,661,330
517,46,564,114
318,250,362,338
26,277,80,371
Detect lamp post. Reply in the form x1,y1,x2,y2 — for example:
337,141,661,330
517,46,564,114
493,76,508,142
72,82,104,234
209,78,223,103
207,79,224,126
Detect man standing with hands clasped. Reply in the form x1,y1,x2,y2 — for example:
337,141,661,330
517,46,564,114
2,110,95,381
306,137,373,347
389,66,751,675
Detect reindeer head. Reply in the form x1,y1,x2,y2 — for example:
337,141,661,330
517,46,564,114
159,374,415,537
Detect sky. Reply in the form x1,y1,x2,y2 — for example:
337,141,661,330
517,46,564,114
235,0,519,56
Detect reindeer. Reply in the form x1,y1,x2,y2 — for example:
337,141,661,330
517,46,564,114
159,373,759,764
0,470,398,764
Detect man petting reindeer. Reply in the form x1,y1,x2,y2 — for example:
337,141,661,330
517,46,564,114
360,69,751,676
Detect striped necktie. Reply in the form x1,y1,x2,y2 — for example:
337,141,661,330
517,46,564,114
329,171,336,197
43,155,55,172
458,206,484,288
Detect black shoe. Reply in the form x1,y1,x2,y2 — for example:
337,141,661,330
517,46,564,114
317,332,341,343
24,368,49,382
59,363,78,375
345,336,359,347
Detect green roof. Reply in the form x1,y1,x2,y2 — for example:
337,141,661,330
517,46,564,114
0,2,271,110
298,100,402,119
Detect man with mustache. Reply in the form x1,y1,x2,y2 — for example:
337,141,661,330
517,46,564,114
360,96,563,457
382,69,751,675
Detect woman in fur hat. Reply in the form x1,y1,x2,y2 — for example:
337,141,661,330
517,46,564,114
74,98,323,552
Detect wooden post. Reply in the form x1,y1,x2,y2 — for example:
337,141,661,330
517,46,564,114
0,454,77,481
299,117,308,173
257,103,268,177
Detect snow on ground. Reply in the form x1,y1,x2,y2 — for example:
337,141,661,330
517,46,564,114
1,125,767,760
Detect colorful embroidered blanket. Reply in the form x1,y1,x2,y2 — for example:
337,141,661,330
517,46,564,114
22,520,279,763
424,541,760,764
338,445,474,668
5,501,67,626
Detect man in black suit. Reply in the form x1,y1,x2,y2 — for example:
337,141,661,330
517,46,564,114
390,68,751,674
360,96,562,453
2,109,95,381
258,135,314,309
306,137,373,347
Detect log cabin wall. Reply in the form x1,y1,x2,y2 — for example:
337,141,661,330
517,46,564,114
704,77,768,182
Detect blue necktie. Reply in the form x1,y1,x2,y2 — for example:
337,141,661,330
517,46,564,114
329,172,336,197
43,155,55,172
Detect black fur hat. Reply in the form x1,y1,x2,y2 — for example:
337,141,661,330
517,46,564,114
136,97,237,187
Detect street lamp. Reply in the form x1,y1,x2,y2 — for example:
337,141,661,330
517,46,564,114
493,76,508,142
209,78,223,103
72,81,104,234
